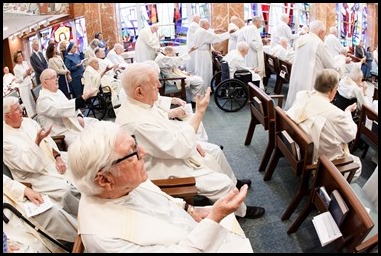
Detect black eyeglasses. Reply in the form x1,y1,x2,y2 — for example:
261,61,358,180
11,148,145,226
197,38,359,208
112,135,140,165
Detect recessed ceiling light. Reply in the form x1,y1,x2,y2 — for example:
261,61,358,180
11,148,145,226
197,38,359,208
3,27,9,31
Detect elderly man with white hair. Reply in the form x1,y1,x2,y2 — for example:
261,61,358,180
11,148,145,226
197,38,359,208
284,20,338,110
134,23,162,63
270,13,304,48
115,62,265,220
222,41,263,89
193,18,231,90
237,16,265,79
3,96,81,218
268,36,294,63
36,68,98,147
106,43,129,70
324,26,344,57
83,57,120,109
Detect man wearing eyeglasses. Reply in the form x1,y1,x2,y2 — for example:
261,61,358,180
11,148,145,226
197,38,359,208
68,121,253,252
115,62,265,219
36,68,98,147
3,96,80,223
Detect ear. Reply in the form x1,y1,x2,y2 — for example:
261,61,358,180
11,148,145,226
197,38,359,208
94,171,114,191
134,86,144,100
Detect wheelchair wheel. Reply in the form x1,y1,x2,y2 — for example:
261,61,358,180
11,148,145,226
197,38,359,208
214,79,248,112
210,71,221,94
85,94,108,120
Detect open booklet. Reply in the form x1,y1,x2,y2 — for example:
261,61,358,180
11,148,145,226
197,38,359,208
22,194,54,218
312,211,342,247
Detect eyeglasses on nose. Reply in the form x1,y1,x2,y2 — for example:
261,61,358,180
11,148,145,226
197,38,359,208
112,134,140,165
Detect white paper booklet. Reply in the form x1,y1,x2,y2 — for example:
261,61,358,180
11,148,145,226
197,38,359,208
22,195,54,218
312,211,343,247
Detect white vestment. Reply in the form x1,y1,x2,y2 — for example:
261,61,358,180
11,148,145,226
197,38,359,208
106,49,129,69
155,52,205,101
227,22,240,52
324,34,344,57
270,20,300,48
13,61,36,118
83,64,120,108
185,21,199,73
3,118,80,214
222,49,263,89
337,76,371,110
97,57,122,107
78,179,252,253
286,90,361,181
3,175,78,247
237,24,265,78
193,28,230,89
284,33,337,110
134,26,161,63
3,73,16,96
36,88,98,146
115,97,246,216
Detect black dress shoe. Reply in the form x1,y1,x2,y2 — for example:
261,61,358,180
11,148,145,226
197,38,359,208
236,179,252,189
243,206,265,219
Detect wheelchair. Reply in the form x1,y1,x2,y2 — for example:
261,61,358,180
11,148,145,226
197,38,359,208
211,60,255,112
84,85,115,120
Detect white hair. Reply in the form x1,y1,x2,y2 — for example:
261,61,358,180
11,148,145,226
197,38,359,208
280,13,289,23
199,18,209,28
68,121,121,196
309,20,326,35
3,96,19,119
348,65,363,82
236,41,249,53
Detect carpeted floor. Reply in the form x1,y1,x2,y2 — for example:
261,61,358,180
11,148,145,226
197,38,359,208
201,76,377,253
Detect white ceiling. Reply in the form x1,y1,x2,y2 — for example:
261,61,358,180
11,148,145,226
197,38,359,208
3,12,68,40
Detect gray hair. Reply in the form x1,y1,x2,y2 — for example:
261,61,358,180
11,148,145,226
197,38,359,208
279,37,289,46
252,15,263,23
199,18,209,28
88,57,99,67
143,60,160,74
339,47,348,56
348,65,363,82
314,68,339,93
280,13,289,23
113,43,124,51
309,20,326,35
236,41,249,53
192,14,200,23
40,68,57,87
68,121,121,196
89,38,100,48
3,96,19,119
121,62,158,97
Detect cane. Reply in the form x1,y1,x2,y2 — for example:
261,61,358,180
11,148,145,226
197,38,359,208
3,202,71,252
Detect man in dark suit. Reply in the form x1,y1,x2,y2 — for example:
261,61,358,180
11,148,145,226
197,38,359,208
354,40,368,79
354,40,366,59
30,39,48,85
